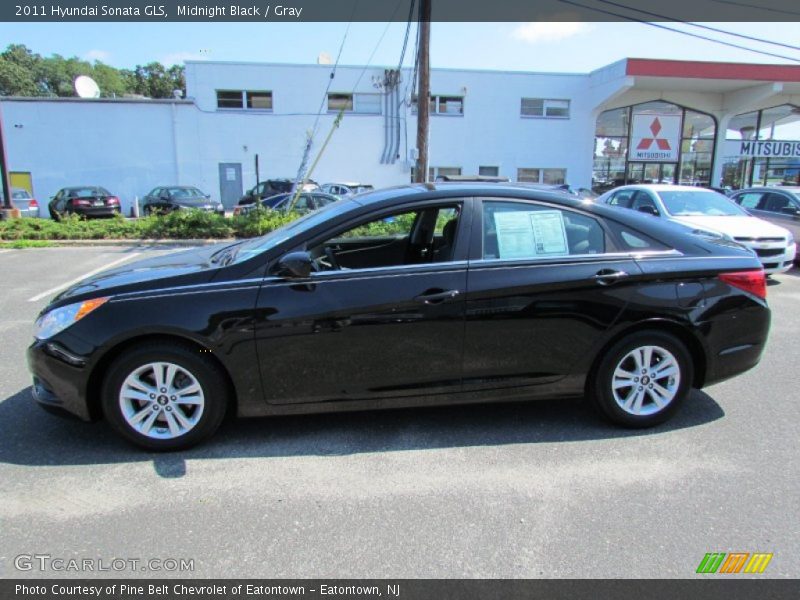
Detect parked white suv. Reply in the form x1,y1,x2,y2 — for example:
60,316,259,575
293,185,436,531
597,184,795,275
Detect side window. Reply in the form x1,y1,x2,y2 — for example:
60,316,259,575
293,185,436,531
293,195,312,211
631,191,659,213
605,220,671,252
762,193,792,214
608,190,634,208
735,192,765,210
482,201,605,260
310,204,462,271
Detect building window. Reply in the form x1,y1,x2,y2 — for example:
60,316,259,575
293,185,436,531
592,101,717,193
516,168,567,185
328,93,382,114
722,103,800,188
246,91,273,110
216,90,244,109
412,95,464,116
430,167,462,181
543,169,567,185
216,90,273,111
517,168,541,183
479,166,499,177
521,98,570,118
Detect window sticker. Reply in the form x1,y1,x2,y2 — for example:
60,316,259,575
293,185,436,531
493,211,536,259
529,210,569,255
493,209,569,259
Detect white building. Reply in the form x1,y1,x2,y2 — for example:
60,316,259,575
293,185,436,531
2,58,799,216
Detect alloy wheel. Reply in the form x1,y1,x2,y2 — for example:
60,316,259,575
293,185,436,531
119,361,205,439
611,345,681,416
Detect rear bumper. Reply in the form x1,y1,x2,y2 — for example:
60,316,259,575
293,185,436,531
72,206,121,219
701,302,771,387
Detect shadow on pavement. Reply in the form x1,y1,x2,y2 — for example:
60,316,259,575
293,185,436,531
0,386,725,478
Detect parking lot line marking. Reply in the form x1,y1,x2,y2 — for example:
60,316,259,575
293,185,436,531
28,252,141,302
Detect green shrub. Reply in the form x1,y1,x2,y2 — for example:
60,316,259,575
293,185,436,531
0,209,303,241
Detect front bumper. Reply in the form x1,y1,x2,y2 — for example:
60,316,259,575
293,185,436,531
745,241,796,274
27,339,94,421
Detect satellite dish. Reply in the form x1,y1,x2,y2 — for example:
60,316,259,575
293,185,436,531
74,75,100,99
317,52,333,65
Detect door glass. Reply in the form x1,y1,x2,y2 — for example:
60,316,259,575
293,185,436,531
310,204,462,271
735,193,763,210
482,201,605,260
762,193,792,214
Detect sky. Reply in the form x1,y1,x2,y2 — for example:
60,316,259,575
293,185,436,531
1,21,799,73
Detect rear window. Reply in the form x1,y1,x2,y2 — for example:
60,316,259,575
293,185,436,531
605,220,671,252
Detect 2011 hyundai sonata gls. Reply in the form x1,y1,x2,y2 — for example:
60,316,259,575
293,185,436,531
28,184,771,451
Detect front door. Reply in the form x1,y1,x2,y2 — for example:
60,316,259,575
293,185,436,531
218,163,243,210
254,200,472,404
463,198,641,392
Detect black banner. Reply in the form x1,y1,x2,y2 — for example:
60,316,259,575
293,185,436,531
3,0,800,22
3,580,800,600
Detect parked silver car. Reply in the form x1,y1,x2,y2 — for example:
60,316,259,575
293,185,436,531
730,187,800,260
320,182,374,198
1,187,40,217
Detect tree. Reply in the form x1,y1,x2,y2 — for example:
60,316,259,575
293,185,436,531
0,44,185,99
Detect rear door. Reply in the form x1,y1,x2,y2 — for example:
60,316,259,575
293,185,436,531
463,197,642,393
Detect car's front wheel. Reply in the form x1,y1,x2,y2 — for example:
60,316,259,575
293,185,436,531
102,342,228,451
591,331,693,427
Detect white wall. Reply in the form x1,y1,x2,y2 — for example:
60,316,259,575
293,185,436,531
10,60,784,219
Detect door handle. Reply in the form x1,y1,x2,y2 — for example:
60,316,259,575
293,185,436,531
414,289,460,304
592,269,629,286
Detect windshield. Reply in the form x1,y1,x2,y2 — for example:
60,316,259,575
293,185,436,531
68,187,110,197
234,198,359,263
659,190,746,217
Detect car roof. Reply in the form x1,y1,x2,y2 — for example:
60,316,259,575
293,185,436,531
350,182,582,209
735,186,800,193
612,184,718,192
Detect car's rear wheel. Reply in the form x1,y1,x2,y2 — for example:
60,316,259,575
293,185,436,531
591,331,693,427
102,342,228,451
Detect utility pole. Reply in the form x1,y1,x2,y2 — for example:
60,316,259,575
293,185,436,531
0,102,14,214
414,0,431,183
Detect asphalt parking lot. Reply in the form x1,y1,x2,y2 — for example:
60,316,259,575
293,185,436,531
0,245,798,579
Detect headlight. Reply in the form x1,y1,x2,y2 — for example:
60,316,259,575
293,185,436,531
34,297,109,340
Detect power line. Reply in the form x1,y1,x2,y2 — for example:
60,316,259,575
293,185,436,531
397,0,417,71
592,0,800,53
557,0,800,63
704,0,800,17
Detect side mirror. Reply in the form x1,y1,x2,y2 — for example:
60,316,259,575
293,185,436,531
637,205,659,216
779,206,800,217
276,251,314,279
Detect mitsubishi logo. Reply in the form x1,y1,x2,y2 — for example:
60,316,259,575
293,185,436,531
637,118,672,151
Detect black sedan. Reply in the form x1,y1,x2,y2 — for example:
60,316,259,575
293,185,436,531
142,186,224,216
48,186,121,220
232,192,340,216
28,183,771,450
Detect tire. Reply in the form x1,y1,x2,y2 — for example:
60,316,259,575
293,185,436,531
590,330,693,428
101,342,229,451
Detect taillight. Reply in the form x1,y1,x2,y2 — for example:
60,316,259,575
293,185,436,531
29,199,38,208
107,196,120,205
719,270,767,300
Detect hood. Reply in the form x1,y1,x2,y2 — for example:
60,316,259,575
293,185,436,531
670,215,791,239
52,244,231,304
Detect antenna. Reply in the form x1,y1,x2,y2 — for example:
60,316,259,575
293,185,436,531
317,52,333,65
74,75,100,99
